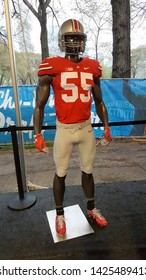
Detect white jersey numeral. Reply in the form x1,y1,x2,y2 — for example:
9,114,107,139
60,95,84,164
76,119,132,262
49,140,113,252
61,72,93,103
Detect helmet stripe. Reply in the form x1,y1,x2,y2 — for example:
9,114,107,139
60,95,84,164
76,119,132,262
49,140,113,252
72,19,80,32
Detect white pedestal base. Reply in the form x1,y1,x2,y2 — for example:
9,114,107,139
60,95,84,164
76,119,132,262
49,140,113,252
46,204,94,243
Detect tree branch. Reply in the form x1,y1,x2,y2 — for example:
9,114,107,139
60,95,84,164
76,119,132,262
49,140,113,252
23,0,40,20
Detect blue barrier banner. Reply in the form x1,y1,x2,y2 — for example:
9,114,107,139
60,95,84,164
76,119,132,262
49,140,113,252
0,79,146,143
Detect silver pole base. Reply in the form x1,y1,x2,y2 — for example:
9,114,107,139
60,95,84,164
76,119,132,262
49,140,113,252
8,192,37,211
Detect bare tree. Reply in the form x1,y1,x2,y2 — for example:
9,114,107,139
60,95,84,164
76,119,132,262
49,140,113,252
74,0,112,60
0,28,7,43
131,0,146,27
131,46,146,78
111,0,131,78
0,42,11,85
23,0,51,59
17,0,34,84
2,0,145,79
0,1,7,43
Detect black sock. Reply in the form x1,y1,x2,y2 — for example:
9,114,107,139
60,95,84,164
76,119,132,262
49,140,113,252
87,198,95,210
56,206,64,216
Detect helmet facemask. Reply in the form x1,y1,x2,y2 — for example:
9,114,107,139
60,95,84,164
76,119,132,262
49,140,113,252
61,34,86,55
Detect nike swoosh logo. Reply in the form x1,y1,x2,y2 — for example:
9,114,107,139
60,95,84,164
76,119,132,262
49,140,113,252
84,67,90,70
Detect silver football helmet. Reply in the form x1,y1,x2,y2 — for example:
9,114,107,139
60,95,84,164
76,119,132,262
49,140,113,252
58,19,87,55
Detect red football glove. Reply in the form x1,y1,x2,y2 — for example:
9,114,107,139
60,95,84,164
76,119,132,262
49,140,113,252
99,126,112,146
34,134,48,153
104,126,112,142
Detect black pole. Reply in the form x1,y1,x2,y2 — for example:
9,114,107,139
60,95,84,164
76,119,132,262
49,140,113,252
11,125,24,199
7,125,37,210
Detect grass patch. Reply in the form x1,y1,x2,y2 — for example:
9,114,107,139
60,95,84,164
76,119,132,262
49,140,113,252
0,144,13,151
0,141,54,152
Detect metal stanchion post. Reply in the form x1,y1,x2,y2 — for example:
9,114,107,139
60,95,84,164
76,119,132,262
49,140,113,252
4,0,27,192
8,126,37,210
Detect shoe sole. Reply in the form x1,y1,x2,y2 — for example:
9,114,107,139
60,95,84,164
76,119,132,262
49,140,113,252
88,214,108,227
56,231,66,237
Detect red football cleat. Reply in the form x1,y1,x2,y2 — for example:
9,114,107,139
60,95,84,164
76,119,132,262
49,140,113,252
88,208,108,226
55,215,66,236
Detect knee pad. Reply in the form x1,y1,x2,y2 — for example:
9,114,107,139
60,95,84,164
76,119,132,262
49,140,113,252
56,169,67,177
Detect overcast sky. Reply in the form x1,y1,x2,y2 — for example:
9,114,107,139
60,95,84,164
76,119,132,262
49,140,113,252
29,0,146,55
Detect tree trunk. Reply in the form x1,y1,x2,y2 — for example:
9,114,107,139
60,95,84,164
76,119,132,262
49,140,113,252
23,0,50,60
40,16,49,60
111,0,131,78
39,1,49,59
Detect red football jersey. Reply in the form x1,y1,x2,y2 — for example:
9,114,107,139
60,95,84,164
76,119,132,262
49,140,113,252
38,56,102,124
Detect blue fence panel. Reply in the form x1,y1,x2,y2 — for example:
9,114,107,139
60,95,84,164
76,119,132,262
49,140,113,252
0,79,146,143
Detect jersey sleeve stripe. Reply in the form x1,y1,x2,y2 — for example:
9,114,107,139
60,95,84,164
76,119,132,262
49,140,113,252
39,66,53,71
40,62,49,65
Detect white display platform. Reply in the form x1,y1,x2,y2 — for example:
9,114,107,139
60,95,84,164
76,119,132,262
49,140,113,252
46,204,94,243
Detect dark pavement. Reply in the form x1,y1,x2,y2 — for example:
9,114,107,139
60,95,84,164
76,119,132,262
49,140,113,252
0,138,146,260
0,181,146,260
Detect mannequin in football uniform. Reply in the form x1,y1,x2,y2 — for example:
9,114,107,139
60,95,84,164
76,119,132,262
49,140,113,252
34,19,112,236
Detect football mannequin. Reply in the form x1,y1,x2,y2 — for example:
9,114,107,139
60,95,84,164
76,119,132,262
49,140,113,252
34,19,112,236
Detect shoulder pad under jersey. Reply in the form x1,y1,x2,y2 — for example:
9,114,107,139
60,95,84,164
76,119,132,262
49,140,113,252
83,57,102,77
37,56,61,76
